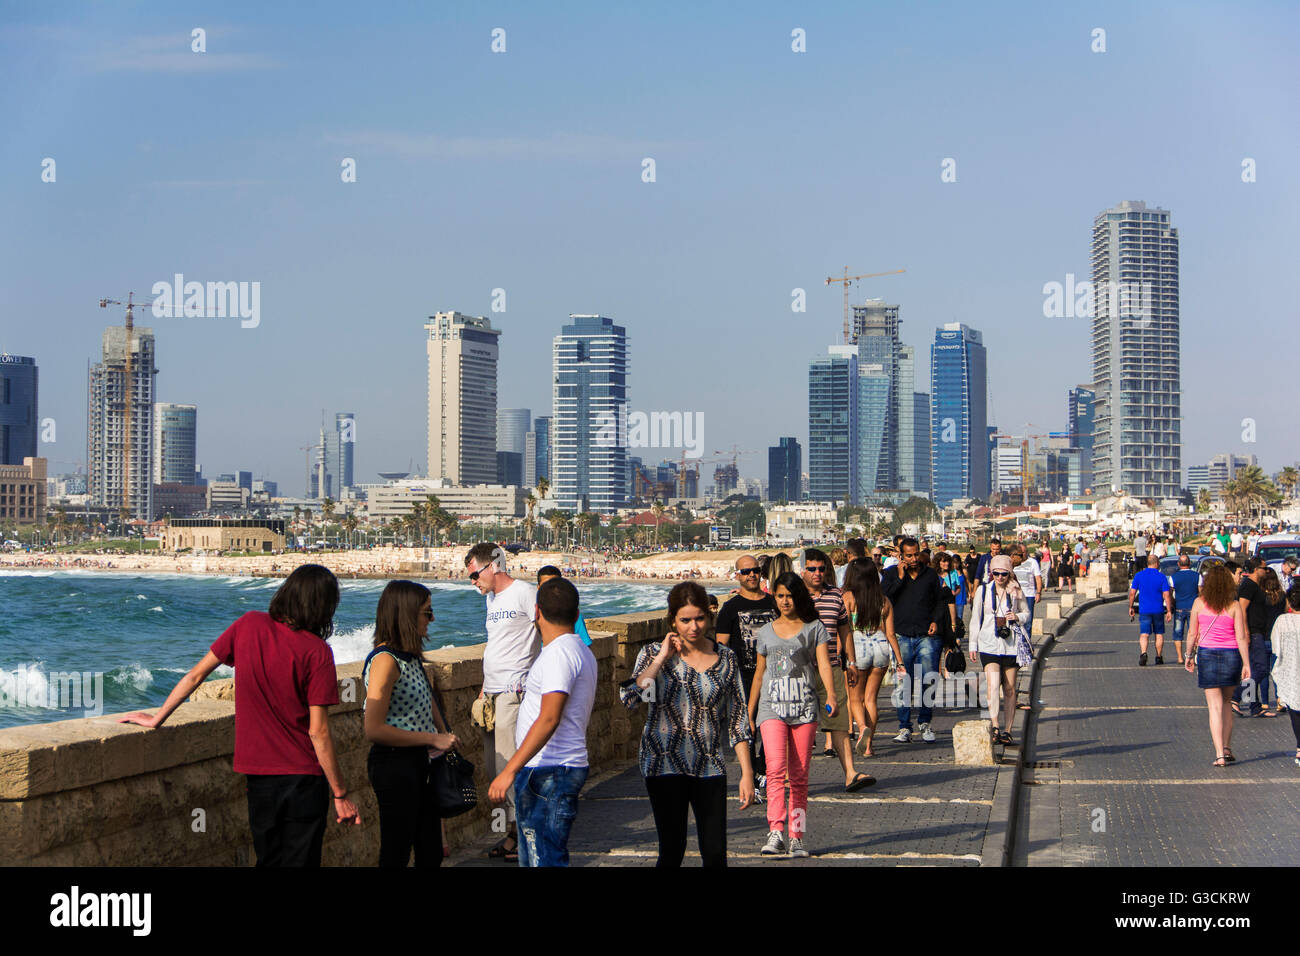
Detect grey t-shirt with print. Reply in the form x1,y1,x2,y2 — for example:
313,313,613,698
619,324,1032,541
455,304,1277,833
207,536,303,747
754,619,831,727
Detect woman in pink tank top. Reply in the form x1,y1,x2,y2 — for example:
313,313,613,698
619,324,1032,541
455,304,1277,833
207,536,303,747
1185,564,1251,767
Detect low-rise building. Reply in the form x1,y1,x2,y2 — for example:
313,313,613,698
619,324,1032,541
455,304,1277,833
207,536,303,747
0,457,47,524
164,517,286,552
766,502,837,543
368,480,525,520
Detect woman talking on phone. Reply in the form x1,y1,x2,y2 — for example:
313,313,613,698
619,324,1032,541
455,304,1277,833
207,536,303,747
621,581,753,867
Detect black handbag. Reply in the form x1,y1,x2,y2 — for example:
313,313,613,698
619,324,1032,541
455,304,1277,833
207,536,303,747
427,749,478,818
944,643,967,674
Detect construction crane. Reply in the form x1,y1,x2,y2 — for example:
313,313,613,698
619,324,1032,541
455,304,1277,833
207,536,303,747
991,428,1077,507
99,292,163,517
824,268,905,344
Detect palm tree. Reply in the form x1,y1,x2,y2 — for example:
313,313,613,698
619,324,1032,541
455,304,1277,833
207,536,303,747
546,510,570,549
342,514,358,549
524,493,537,543
321,498,336,545
1196,487,1211,514
1278,466,1299,501
651,501,666,548
608,513,623,549
576,511,600,547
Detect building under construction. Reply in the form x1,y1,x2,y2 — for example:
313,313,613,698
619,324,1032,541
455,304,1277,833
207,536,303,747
87,324,157,520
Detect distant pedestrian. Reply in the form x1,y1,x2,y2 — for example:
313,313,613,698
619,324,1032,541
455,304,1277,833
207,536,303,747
968,554,1029,746
842,559,902,757
1011,545,1042,622
1170,554,1201,665
1267,588,1300,761
765,551,793,595
1129,554,1172,666
1184,564,1251,767
622,581,753,867
1256,569,1287,717
537,565,592,646
1232,559,1272,718
882,538,947,744
975,538,1004,584
119,564,360,866
749,572,850,858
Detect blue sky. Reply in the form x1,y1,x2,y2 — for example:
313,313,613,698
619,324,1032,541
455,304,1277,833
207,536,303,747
2,1,1296,492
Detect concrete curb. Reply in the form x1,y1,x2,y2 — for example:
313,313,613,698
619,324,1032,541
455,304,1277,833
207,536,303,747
982,591,1127,867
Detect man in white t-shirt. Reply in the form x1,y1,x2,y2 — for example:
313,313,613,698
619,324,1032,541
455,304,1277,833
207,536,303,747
488,576,596,867
466,542,540,861
1012,544,1043,622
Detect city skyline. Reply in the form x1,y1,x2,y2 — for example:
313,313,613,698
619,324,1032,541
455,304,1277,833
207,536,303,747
4,5,1296,489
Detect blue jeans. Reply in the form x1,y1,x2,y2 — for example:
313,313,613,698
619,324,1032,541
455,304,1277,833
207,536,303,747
514,765,588,867
1172,609,1191,644
1232,634,1269,714
896,635,942,729
1025,597,1035,621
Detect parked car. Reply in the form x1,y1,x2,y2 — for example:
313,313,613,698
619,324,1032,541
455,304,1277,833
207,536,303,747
1255,538,1300,576
1160,553,1224,587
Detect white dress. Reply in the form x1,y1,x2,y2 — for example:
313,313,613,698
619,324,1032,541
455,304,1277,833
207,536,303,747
1271,615,1300,711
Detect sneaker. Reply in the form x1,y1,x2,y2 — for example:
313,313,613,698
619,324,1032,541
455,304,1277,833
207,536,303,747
788,837,810,858
761,830,786,855
894,728,912,743
1154,655,1164,665
752,787,766,804
1139,653,1148,666
919,722,937,743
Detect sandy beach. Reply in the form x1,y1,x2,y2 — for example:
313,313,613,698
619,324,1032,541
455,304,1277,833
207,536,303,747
0,545,750,587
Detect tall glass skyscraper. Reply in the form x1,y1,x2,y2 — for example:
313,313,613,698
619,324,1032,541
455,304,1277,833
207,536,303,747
497,408,531,456
324,411,355,496
152,403,197,485
1068,385,1096,494
88,325,157,519
767,437,801,503
0,355,38,465
851,302,900,490
552,315,628,512
809,346,858,503
930,323,989,506
530,415,551,487
897,345,931,498
1090,200,1181,498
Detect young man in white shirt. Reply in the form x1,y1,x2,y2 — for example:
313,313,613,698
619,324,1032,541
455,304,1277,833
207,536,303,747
488,576,597,867
466,542,540,862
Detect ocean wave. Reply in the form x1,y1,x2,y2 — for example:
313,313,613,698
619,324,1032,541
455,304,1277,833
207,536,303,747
148,606,163,612
108,662,154,691
328,624,376,664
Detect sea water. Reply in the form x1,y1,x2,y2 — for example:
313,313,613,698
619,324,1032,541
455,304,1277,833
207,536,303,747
0,570,673,729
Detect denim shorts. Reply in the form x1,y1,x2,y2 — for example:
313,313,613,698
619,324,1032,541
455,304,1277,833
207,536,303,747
1197,647,1243,689
853,630,892,669
1138,612,1165,635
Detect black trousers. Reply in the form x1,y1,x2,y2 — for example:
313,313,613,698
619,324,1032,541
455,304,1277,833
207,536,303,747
739,666,766,777
367,745,443,868
645,775,728,868
246,773,329,867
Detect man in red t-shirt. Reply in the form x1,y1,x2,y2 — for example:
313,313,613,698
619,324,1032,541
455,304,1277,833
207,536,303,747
121,565,360,865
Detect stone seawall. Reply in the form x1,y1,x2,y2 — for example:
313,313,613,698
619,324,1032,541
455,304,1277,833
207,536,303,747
0,611,670,866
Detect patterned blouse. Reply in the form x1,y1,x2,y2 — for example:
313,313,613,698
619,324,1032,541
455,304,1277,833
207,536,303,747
620,640,752,779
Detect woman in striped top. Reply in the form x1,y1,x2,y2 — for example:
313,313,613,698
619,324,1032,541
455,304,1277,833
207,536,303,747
621,581,754,867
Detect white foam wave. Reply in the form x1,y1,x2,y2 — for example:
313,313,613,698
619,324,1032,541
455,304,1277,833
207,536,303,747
328,624,376,664
148,606,163,612
109,662,153,690
135,594,147,600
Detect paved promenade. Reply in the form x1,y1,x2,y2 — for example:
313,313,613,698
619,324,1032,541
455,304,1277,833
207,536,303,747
1015,601,1300,866
452,680,1010,867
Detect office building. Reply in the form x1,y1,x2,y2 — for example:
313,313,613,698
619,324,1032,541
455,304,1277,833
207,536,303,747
0,456,47,523
930,324,989,506
368,479,526,520
497,408,531,457
528,415,551,488
809,346,858,503
0,355,38,466
1090,200,1182,497
426,312,500,486
322,412,355,497
768,437,801,503
552,315,629,512
850,301,901,489
897,344,931,498
88,324,157,520
496,450,524,488
152,403,197,485
995,444,1022,494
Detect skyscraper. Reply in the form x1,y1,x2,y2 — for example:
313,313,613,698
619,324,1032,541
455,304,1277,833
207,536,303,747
930,323,989,506
897,345,931,498
531,415,551,487
0,355,38,465
426,312,500,485
88,325,157,519
324,411,355,497
152,403,197,485
851,301,901,490
497,408,531,457
1090,200,1181,498
809,346,858,502
1068,385,1096,494
552,315,628,512
768,437,801,503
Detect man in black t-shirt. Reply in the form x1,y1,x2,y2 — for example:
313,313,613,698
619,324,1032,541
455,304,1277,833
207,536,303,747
1232,558,1272,717
715,554,778,796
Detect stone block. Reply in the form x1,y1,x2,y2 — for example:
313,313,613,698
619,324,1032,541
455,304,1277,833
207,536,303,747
953,719,994,765
1059,593,1077,611
1044,603,1062,620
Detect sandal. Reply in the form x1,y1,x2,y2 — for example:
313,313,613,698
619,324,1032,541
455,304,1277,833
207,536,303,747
1212,755,1227,767
485,836,518,861
1223,748,1236,763
1230,702,1245,717
1261,708,1279,718
845,773,876,793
